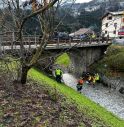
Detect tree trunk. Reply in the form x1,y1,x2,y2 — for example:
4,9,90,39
20,65,31,84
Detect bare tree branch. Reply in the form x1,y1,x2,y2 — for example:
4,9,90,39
19,0,59,33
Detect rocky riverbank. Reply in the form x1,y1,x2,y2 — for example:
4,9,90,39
62,73,124,119
90,45,124,94
100,74,124,95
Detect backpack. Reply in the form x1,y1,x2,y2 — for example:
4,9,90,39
78,79,84,85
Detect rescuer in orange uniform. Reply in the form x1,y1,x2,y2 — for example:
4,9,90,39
76,77,85,93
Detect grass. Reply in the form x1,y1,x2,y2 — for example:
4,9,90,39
104,52,124,70
0,56,20,71
106,45,124,56
1,55,124,126
28,68,124,127
105,45,124,71
55,53,71,67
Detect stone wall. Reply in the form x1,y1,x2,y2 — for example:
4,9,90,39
68,47,105,76
101,74,124,95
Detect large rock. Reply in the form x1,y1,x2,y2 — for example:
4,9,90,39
101,75,124,94
119,87,124,94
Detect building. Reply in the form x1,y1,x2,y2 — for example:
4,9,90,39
102,11,124,38
69,28,94,39
119,2,124,7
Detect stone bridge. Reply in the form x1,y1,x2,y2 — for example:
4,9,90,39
41,41,111,76
0,33,112,75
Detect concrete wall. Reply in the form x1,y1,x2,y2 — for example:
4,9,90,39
40,45,108,76
68,46,106,76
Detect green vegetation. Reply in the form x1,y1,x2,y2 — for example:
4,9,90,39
106,45,124,56
28,68,124,127
104,45,124,71
104,52,124,70
55,53,71,67
0,56,19,70
1,55,124,126
90,59,112,77
0,57,20,80
91,45,124,75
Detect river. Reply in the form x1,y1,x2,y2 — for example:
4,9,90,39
62,73,124,119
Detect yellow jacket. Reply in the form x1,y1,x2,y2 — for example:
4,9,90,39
55,69,62,76
95,74,99,81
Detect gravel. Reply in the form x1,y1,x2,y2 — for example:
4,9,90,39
63,73,124,119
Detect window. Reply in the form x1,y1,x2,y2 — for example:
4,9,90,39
107,16,112,20
113,31,116,34
106,23,108,27
105,31,107,34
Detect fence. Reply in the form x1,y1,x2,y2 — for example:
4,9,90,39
0,32,112,51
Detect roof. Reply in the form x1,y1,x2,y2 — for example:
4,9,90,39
69,28,94,36
102,11,124,19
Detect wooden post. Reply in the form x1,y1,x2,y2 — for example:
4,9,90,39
0,33,2,56
98,36,100,44
106,35,109,44
69,38,71,47
3,41,5,53
11,32,15,50
28,36,31,50
35,34,37,47
2,34,5,53
57,37,59,48
80,39,81,46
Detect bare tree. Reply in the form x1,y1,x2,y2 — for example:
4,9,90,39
0,0,75,84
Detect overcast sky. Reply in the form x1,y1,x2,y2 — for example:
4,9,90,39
76,0,92,3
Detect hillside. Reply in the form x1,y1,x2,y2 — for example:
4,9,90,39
0,59,124,126
0,74,90,127
28,68,124,127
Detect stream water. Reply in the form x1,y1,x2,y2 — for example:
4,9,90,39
62,73,124,119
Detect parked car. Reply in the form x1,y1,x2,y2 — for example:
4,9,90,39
113,38,124,45
71,34,91,41
52,32,70,40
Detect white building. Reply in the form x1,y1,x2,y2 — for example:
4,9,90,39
102,11,124,38
69,28,94,39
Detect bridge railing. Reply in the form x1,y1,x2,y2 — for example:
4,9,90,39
1,36,39,45
47,38,111,45
0,33,111,45
0,33,112,51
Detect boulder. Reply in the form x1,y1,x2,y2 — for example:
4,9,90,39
119,87,124,94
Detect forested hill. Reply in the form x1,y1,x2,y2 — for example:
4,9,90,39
57,0,124,33
1,0,124,34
